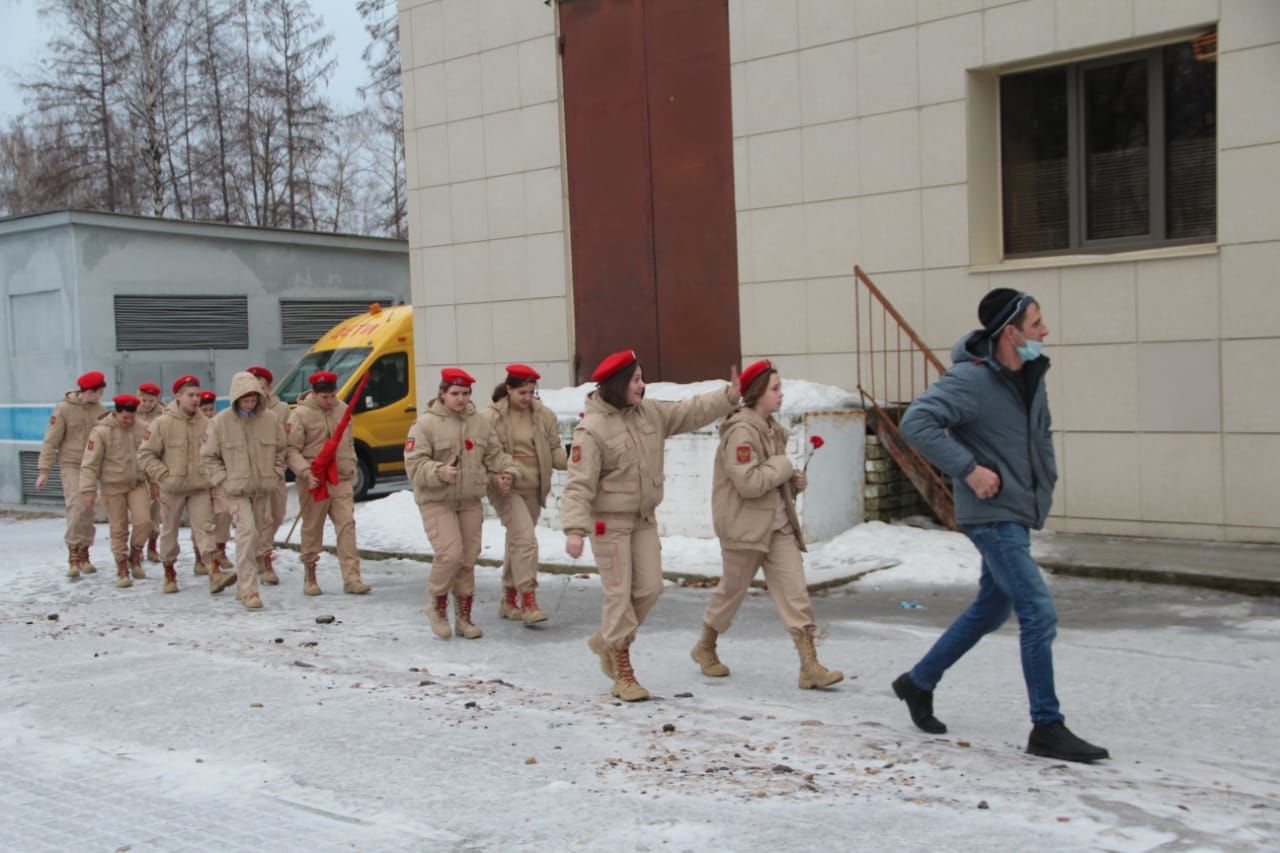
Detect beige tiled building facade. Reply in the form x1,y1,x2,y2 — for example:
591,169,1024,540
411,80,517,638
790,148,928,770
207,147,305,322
400,0,1279,544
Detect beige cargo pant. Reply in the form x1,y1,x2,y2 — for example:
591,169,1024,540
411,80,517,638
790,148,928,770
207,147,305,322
705,525,814,636
257,481,287,560
158,489,215,565
419,501,483,597
493,491,541,592
230,494,272,600
211,487,232,544
590,513,663,650
101,483,153,562
60,465,97,549
297,479,360,580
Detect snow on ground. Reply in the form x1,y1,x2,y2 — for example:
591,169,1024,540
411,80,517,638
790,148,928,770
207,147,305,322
2,515,1278,851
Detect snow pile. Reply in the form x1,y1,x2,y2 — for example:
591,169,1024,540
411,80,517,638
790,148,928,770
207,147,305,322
327,490,990,587
537,377,861,422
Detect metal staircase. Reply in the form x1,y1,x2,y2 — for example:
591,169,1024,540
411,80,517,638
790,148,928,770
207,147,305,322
853,265,957,530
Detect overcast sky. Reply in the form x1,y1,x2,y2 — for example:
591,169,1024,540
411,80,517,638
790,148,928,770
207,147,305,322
0,0,375,124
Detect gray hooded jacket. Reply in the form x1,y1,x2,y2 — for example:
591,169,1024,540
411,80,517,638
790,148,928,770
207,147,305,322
899,330,1056,529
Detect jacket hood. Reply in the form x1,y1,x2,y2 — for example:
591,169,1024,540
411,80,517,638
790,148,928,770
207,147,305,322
584,390,621,416
425,398,475,419
229,371,263,407
952,329,996,366
65,390,97,406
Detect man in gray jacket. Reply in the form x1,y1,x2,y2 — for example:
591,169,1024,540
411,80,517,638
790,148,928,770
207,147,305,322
891,288,1108,764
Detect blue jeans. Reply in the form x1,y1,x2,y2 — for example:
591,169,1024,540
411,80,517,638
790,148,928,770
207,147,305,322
909,522,1063,725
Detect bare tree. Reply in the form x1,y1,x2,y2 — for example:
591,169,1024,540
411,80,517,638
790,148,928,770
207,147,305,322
357,0,405,238
257,0,336,230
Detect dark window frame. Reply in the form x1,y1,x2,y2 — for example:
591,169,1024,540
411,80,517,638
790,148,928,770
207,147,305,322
1000,39,1216,259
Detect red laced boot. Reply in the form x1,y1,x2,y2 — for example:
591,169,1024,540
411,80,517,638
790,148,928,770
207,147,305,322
454,595,483,639
609,646,649,702
498,586,522,620
520,590,548,625
427,595,452,639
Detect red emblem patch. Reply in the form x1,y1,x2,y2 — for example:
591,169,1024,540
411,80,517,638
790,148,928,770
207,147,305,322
595,521,606,536
86,439,95,451
736,444,751,463
404,437,416,452
142,429,151,440
284,422,292,434
49,415,57,425
571,444,581,463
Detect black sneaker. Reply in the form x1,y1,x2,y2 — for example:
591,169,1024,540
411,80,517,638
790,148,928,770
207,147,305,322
892,673,947,734
1026,721,1110,763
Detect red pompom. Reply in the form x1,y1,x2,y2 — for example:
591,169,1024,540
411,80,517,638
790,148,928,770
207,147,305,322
464,439,474,451
810,435,825,449
594,521,606,536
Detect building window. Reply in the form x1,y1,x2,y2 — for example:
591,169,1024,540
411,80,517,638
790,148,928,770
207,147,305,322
1000,35,1216,257
114,295,249,350
280,299,390,347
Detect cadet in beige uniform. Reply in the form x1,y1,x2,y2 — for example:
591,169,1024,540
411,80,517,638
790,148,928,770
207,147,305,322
36,370,108,577
199,390,233,563
562,350,739,702
135,382,164,562
139,376,236,595
405,368,517,640
247,365,290,585
483,364,568,625
285,370,370,596
79,394,153,589
201,371,286,610
691,361,842,689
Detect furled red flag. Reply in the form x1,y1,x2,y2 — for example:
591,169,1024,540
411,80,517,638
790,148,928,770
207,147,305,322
309,371,371,502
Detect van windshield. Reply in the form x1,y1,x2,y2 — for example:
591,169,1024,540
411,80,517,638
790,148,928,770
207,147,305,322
275,347,373,404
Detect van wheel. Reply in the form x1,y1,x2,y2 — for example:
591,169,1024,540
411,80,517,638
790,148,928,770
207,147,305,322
353,455,375,501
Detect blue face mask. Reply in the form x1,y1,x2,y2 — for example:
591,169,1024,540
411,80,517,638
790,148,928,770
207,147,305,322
1016,337,1043,361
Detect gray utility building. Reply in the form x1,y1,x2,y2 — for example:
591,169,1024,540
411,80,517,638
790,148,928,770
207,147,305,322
0,209,408,505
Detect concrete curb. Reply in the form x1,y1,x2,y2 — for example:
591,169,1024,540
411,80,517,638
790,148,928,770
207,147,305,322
1040,561,1280,598
272,539,899,595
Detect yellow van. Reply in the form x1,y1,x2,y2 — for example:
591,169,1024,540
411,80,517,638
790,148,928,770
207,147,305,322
275,303,416,499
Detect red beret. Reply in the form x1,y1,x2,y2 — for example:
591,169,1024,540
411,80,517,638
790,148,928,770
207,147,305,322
441,367,476,387
739,359,774,394
172,375,200,394
112,394,140,409
590,350,637,383
137,382,161,396
505,363,541,382
309,370,339,387
198,391,217,404
76,371,107,391
246,365,273,384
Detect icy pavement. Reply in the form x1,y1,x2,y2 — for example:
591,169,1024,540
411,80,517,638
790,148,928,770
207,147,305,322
2,516,1278,851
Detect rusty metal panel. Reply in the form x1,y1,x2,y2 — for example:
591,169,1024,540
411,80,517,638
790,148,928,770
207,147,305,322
643,0,741,382
559,0,660,382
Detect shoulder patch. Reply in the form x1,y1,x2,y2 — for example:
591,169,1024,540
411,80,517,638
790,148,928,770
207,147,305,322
736,444,751,463
49,414,57,425
86,439,94,451
571,444,582,463
143,429,151,441
284,422,292,434
404,437,415,452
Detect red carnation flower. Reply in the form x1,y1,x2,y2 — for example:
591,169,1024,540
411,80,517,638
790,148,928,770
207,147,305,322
803,434,825,473
595,521,606,536
464,439,474,451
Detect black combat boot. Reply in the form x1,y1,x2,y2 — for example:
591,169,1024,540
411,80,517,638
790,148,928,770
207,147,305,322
892,673,947,734
1026,721,1109,763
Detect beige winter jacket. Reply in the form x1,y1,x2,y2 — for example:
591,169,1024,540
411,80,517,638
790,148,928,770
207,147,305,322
200,372,286,497
286,390,357,479
38,391,107,471
264,392,291,430
79,412,147,493
561,386,736,535
483,396,567,507
138,400,213,494
712,407,806,553
405,399,517,506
